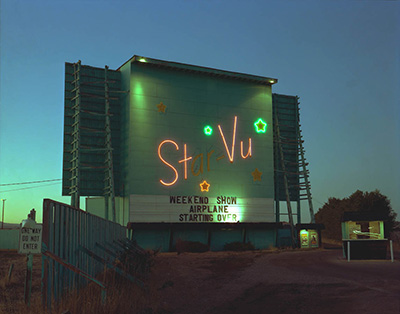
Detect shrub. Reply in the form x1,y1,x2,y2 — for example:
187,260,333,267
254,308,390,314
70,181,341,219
175,239,209,254
224,241,255,251
316,190,397,241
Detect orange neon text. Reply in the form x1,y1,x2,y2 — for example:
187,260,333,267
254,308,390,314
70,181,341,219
158,116,253,186
178,144,192,179
240,138,252,159
158,140,180,186
218,116,237,163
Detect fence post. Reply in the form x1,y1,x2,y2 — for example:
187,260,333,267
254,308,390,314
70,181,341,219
347,241,351,262
7,263,14,283
390,240,394,262
24,253,33,306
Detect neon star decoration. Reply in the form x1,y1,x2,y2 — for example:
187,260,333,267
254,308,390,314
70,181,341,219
200,180,210,192
204,125,213,136
252,168,262,181
157,102,167,113
254,118,267,133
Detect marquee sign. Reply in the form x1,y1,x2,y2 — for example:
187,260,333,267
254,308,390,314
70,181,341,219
130,194,274,223
125,61,275,224
129,110,274,223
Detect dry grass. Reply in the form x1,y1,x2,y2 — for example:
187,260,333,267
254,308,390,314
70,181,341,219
54,272,160,314
0,251,162,314
0,271,18,289
5,270,162,314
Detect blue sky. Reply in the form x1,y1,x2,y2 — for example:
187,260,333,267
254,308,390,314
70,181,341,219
0,0,399,223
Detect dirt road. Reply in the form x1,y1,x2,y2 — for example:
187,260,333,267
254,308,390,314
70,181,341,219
152,249,400,314
1,248,399,314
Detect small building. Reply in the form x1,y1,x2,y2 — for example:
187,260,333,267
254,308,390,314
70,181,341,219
297,224,324,248
341,212,388,260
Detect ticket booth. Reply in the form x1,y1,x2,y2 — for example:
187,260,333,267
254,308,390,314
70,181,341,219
341,212,389,260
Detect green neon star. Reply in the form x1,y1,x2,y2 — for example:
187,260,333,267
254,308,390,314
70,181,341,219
254,118,267,133
204,125,213,136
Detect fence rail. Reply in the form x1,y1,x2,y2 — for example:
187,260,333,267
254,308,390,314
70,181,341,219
41,199,127,309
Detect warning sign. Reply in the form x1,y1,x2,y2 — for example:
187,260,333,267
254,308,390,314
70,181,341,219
18,224,42,254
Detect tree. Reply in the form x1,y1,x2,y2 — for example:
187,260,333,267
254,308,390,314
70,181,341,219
315,190,397,241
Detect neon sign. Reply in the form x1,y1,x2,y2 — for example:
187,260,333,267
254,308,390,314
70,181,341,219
158,116,261,186
218,116,237,163
158,140,179,186
178,144,192,180
200,180,210,192
204,125,213,135
240,138,252,159
254,118,267,133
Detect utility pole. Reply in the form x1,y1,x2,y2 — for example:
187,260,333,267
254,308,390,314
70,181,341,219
1,199,5,229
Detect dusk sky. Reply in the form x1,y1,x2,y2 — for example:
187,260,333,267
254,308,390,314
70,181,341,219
0,0,399,224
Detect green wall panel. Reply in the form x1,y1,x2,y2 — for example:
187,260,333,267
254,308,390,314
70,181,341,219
209,229,243,251
246,228,275,249
133,229,171,252
171,229,209,249
124,61,275,224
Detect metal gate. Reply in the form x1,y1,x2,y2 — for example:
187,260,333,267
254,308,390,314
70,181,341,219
41,199,127,309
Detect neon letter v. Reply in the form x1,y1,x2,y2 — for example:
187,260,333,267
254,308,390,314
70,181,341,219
218,116,237,163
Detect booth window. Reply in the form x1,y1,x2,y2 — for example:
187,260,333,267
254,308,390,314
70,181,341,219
347,221,383,240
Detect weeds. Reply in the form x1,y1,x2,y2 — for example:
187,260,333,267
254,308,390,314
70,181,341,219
51,270,161,314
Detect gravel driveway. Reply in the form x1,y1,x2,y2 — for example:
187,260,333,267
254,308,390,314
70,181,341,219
152,249,400,314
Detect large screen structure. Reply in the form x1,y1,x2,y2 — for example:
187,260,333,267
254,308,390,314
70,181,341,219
63,56,289,225
62,56,316,250
118,57,277,223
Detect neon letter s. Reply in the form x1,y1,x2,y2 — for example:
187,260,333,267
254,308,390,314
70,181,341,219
158,140,179,186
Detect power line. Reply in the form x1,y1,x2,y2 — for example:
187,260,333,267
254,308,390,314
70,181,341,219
0,179,62,186
0,182,61,193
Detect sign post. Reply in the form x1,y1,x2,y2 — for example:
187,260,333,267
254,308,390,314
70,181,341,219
18,209,42,306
